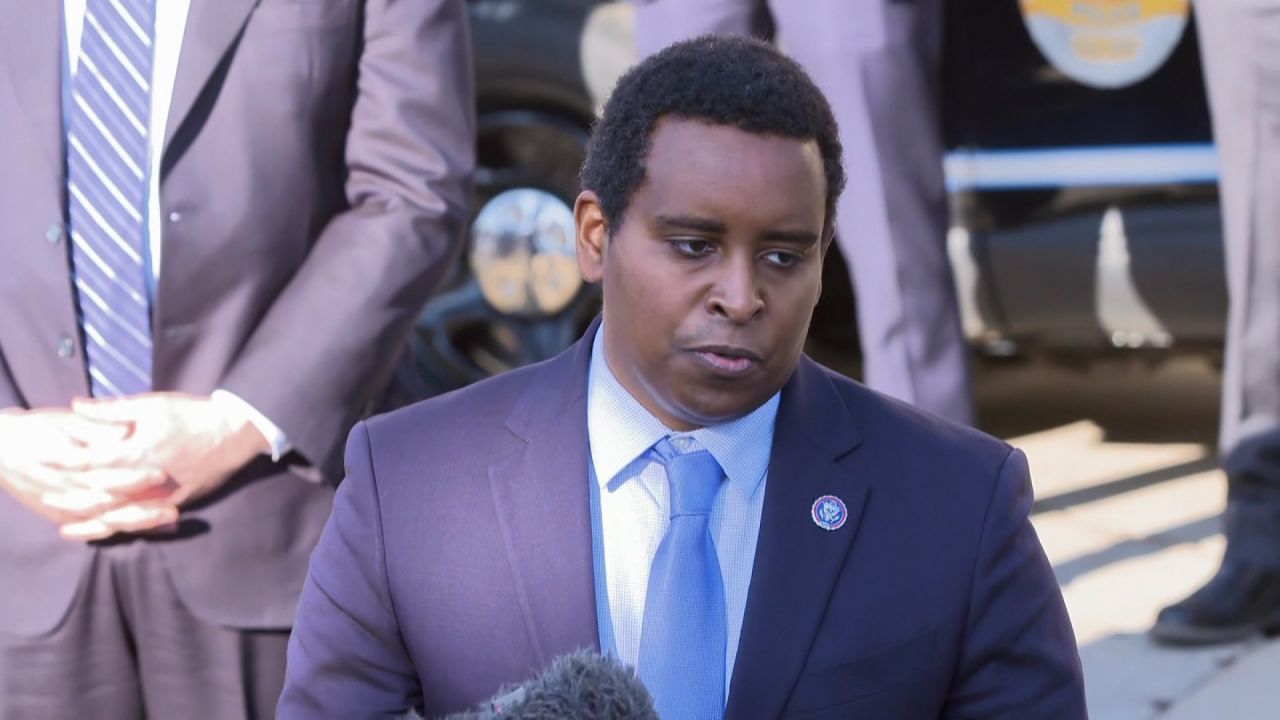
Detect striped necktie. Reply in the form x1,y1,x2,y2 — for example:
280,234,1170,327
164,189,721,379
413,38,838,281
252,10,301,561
637,437,727,720
66,0,156,397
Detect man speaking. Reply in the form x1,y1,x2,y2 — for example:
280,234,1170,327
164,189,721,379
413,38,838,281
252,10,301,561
280,36,1086,719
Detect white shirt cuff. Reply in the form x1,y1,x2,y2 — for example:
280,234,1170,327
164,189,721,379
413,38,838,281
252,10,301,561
211,389,292,462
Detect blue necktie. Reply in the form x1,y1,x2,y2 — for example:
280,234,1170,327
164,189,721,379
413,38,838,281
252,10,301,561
66,0,156,397
637,437,727,720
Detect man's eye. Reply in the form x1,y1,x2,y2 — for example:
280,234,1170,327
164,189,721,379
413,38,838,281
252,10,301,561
762,250,802,268
671,239,715,257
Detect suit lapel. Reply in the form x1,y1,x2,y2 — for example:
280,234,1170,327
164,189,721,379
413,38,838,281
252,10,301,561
725,359,867,720
162,0,258,162
0,0,260,185
0,3,65,181
486,321,602,667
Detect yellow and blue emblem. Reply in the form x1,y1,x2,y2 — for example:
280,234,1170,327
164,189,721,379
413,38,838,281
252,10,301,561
1019,0,1190,89
811,495,848,532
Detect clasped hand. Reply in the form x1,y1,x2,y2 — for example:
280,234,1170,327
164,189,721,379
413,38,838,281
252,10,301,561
0,393,269,542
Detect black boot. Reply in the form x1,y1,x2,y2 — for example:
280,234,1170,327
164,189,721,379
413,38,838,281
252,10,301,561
1150,561,1280,645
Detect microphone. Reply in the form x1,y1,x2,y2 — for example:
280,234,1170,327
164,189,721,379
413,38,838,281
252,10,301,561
439,649,658,720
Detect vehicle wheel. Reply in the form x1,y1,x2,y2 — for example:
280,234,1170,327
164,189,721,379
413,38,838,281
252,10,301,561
399,108,599,401
389,1,622,404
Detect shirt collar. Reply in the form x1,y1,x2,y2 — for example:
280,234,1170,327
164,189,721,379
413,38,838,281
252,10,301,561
587,325,779,501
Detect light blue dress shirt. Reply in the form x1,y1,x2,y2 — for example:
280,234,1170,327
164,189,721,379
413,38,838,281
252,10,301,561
586,326,779,698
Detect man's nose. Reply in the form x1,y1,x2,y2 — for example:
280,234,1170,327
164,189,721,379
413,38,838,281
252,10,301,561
706,256,764,323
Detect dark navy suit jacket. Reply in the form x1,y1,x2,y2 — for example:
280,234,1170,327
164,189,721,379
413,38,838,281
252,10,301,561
279,322,1086,719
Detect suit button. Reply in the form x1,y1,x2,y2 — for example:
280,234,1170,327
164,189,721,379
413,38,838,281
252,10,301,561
45,224,63,245
57,335,75,359
168,211,183,223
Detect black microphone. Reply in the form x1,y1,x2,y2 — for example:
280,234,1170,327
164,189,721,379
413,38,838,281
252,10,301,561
439,649,658,720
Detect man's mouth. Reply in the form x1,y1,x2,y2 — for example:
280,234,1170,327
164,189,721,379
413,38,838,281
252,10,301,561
690,345,762,376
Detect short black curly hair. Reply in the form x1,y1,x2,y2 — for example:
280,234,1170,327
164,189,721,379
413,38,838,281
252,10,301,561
580,35,845,237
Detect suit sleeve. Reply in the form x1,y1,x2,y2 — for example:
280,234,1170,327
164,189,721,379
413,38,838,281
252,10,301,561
0,346,22,410
219,0,475,481
631,0,757,57
943,449,1088,719
278,422,422,719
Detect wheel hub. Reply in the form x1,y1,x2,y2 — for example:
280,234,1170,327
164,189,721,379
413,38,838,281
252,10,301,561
468,188,581,317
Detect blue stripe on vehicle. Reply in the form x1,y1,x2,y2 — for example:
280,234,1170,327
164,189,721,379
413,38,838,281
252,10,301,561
944,143,1219,191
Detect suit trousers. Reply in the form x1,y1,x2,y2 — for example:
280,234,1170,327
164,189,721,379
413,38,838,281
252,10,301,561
634,0,974,424
1193,0,1280,567
0,537,289,720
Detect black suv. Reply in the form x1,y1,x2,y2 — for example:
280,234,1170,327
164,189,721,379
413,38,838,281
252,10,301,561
398,0,1224,400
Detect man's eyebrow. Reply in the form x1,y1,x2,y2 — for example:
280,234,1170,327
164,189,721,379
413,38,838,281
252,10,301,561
654,214,728,234
760,228,821,246
655,214,819,246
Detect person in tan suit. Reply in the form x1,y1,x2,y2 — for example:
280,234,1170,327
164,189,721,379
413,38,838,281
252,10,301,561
1151,0,1280,646
0,0,474,716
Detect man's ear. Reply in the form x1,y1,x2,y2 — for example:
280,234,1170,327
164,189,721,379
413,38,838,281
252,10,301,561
813,228,835,307
819,225,837,256
575,190,608,283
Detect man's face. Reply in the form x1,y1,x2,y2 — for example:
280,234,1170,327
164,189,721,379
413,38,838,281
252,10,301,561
576,118,828,430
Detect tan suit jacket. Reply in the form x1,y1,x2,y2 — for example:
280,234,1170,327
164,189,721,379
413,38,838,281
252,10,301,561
0,0,475,635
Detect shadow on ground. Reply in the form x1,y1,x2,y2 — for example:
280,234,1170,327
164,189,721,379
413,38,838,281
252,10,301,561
973,357,1221,445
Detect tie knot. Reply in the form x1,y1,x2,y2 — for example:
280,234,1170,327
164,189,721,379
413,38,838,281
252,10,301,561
652,437,723,517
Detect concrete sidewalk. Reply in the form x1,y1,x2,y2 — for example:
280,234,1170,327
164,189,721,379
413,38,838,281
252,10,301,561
984,360,1280,719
